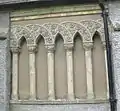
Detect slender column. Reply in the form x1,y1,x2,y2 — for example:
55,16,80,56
83,42,94,99
65,44,74,100
102,42,109,99
11,47,20,100
46,45,55,100
28,46,37,100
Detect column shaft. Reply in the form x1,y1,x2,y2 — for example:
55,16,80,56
65,44,74,100
28,46,37,100
83,43,94,99
46,45,55,100
11,48,19,100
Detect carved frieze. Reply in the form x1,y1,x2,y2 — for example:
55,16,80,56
80,20,102,38
26,24,53,45
61,22,91,43
10,20,105,50
44,23,71,44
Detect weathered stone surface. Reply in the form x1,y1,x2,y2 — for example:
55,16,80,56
0,12,10,111
0,39,10,111
109,1,120,111
0,13,9,38
109,2,120,31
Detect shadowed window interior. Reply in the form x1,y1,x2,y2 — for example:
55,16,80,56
18,37,29,100
73,33,87,99
92,32,107,99
36,36,48,100
55,34,68,99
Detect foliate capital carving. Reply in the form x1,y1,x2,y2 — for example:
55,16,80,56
28,45,38,53
64,43,74,50
83,42,93,51
11,47,20,53
45,44,55,53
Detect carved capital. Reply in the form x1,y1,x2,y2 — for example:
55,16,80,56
64,43,74,50
28,45,37,53
45,44,55,53
83,42,93,51
11,47,20,53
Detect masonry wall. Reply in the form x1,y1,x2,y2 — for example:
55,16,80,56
0,12,10,111
109,1,120,111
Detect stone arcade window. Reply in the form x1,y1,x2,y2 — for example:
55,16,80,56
10,20,109,103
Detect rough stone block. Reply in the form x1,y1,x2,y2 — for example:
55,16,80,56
0,12,9,39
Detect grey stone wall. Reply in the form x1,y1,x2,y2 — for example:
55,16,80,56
0,12,10,111
109,1,120,111
0,40,9,111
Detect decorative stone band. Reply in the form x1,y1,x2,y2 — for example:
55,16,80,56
64,44,74,100
11,47,20,100
83,42,94,99
28,46,37,100
11,4,101,22
46,44,55,100
10,20,105,48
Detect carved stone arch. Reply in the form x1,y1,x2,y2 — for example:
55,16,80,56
92,28,105,44
73,31,83,41
61,21,91,42
43,23,71,44
10,25,30,47
54,33,65,43
18,36,28,48
97,27,105,42
26,24,52,46
35,34,45,45
80,20,103,38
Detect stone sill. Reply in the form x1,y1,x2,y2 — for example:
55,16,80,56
10,99,109,105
